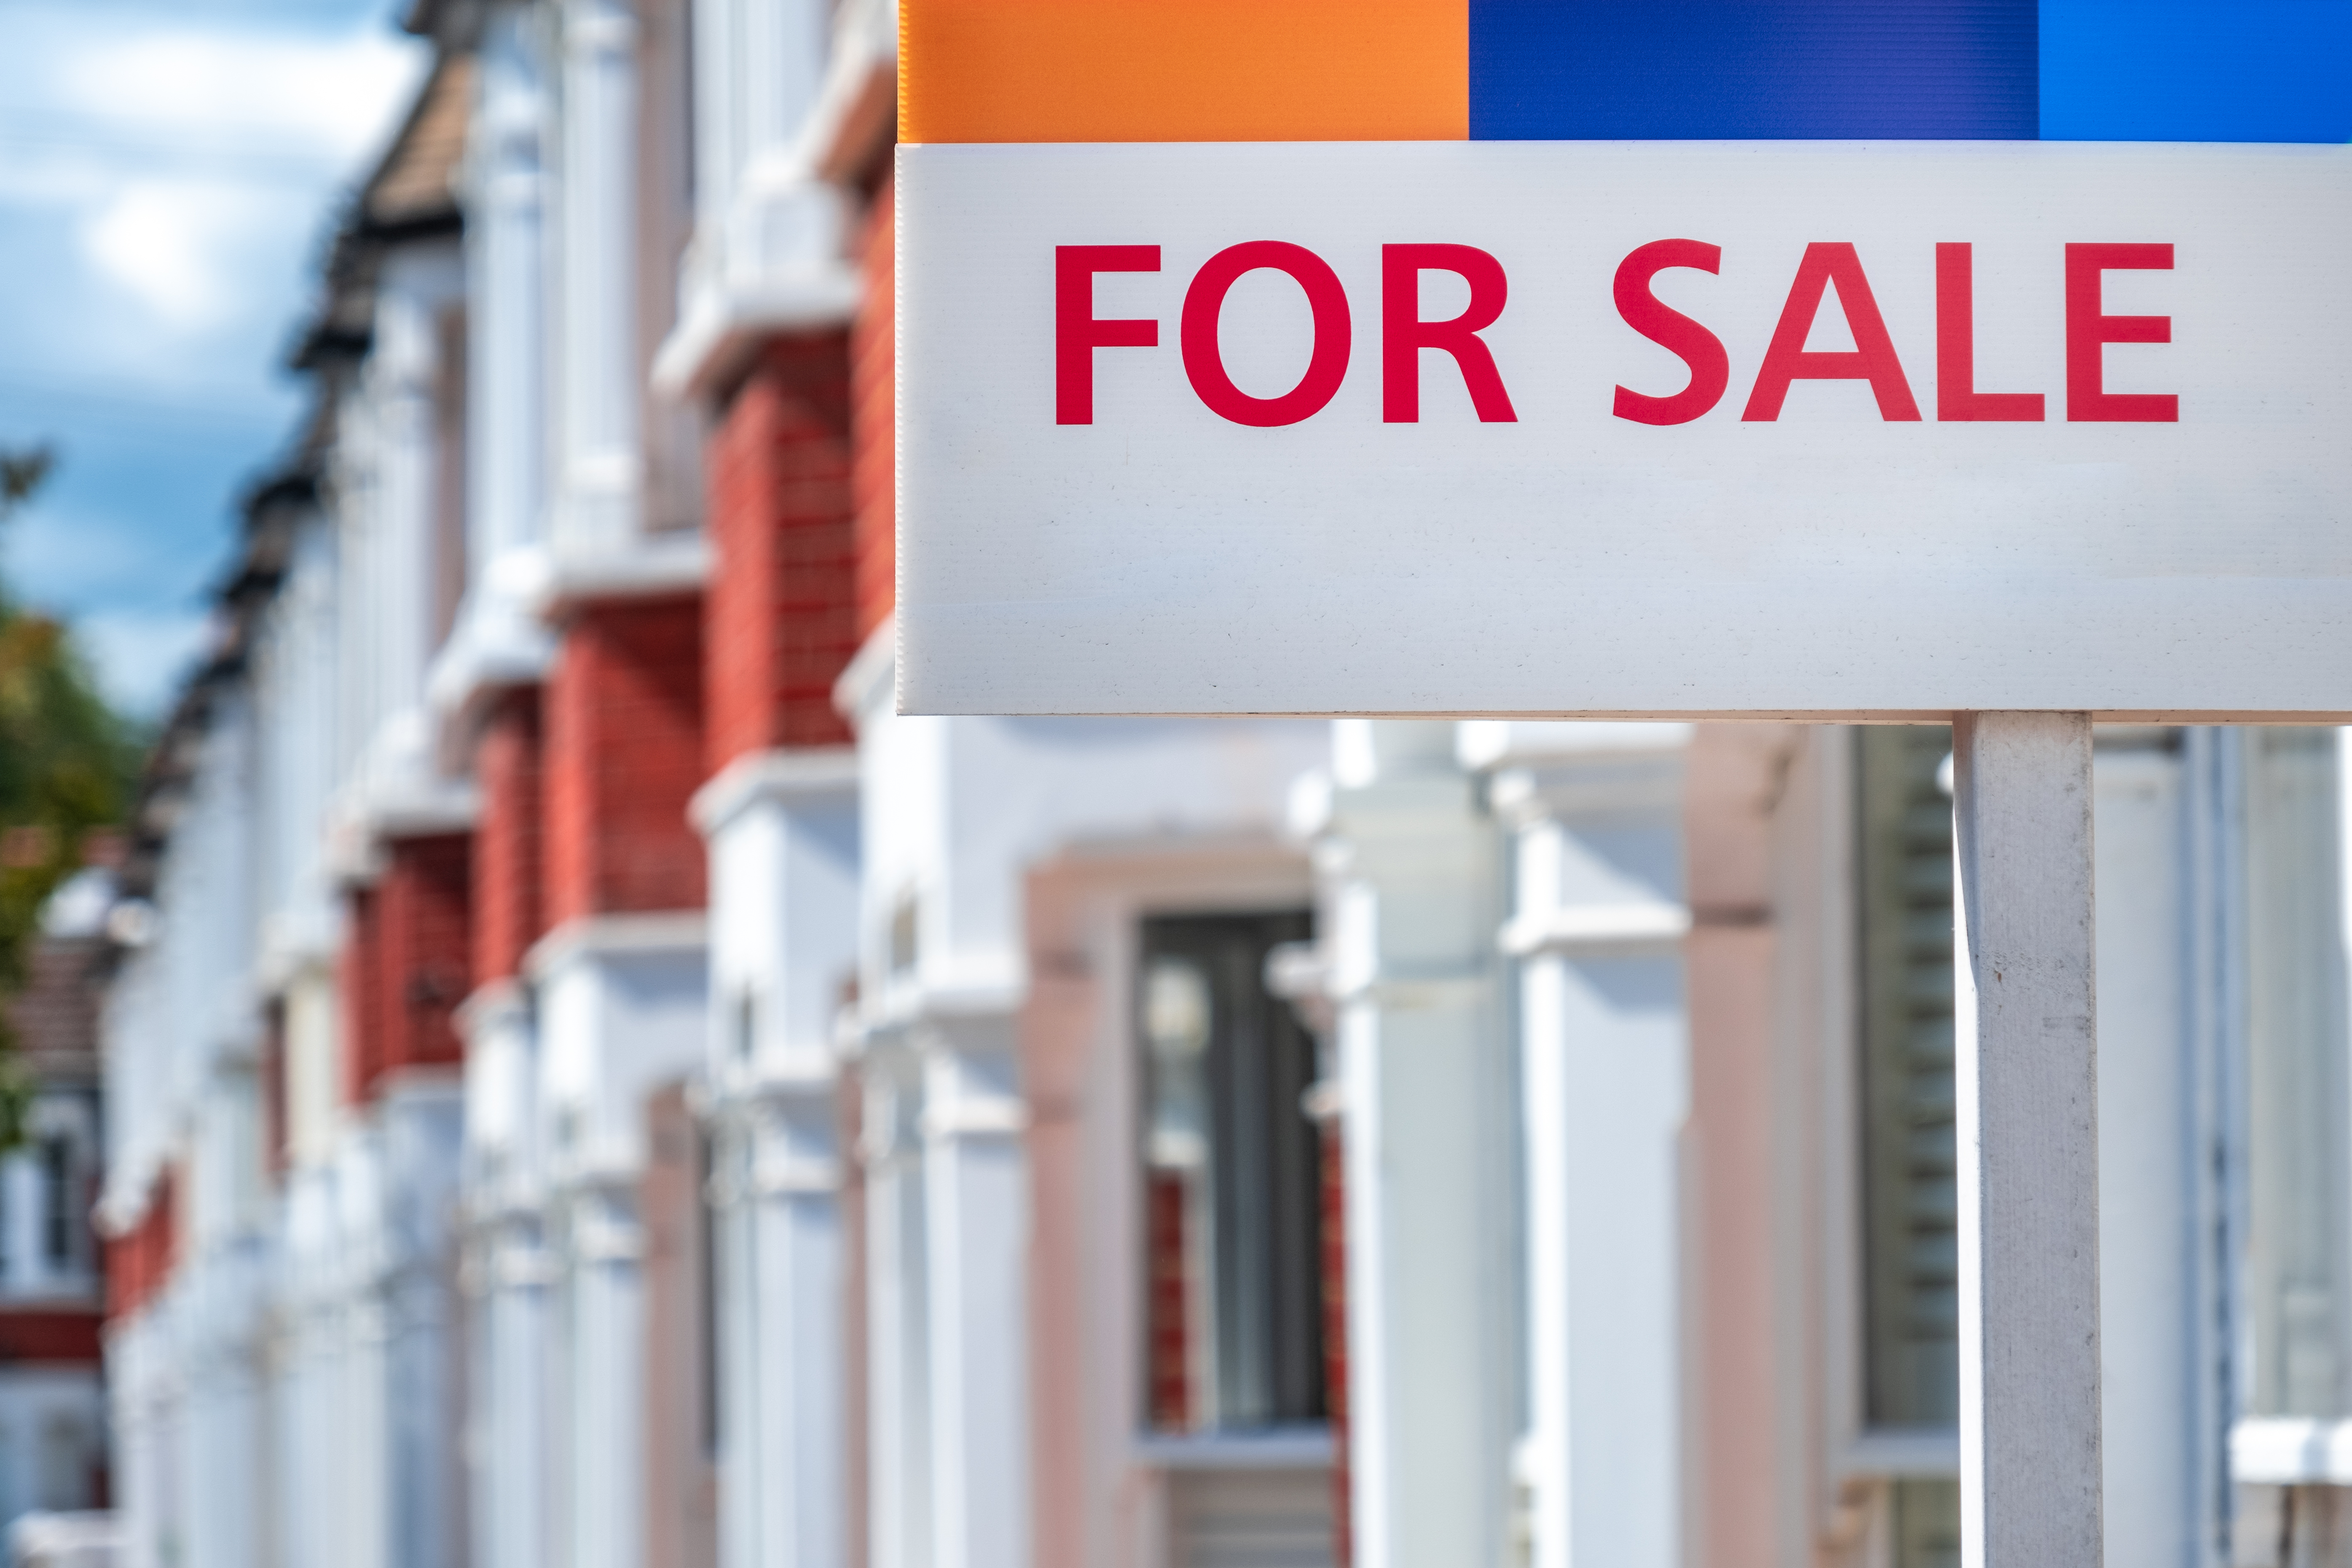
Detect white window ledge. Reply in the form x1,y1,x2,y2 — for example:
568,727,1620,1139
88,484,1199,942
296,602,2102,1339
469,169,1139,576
2234,1418,2352,1485
1134,1426,1336,1472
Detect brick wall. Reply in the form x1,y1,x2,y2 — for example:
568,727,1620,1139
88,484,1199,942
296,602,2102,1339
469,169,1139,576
1145,1170,1195,1431
546,596,708,926
475,689,547,983
0,1309,102,1362
706,335,858,773
377,833,472,1078
343,834,472,1104
341,883,382,1106
852,184,896,645
103,1169,174,1325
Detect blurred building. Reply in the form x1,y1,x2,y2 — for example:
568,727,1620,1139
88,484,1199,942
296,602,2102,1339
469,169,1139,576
82,5,2352,1568
0,876,113,1539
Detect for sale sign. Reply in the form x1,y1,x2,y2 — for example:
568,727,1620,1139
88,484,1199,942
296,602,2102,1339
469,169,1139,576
893,0,2352,719
898,140,2352,718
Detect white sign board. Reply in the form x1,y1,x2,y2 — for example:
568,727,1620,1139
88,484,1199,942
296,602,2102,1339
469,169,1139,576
898,141,2352,718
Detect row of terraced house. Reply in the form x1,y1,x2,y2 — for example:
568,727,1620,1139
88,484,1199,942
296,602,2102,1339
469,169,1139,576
86,3,2352,1568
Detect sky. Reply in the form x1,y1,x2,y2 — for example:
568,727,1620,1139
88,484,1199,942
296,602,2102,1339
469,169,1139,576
0,0,429,718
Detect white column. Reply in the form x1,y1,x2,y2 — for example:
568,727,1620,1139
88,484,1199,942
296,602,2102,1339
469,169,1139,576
717,1084,844,1568
861,1058,932,1568
383,1086,465,1568
470,1,548,568
566,1183,647,1568
2090,733,2227,1568
1951,712,2103,1568
110,1319,172,1568
1324,720,1515,1568
466,986,553,1568
689,0,742,237
921,1024,1029,1568
182,1262,265,1568
438,0,560,706
555,0,644,558
534,917,708,1568
486,1217,553,1568
713,1134,761,1568
734,0,826,167
697,756,861,1568
1487,727,1688,1568
344,1166,396,1568
369,308,435,740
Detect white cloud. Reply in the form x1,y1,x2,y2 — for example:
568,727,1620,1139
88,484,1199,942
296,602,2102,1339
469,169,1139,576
17,17,428,356
56,26,425,168
82,179,291,330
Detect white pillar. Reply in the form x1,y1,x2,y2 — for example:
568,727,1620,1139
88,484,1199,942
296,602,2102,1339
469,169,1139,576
465,985,553,1568
367,289,438,746
555,0,644,558
732,0,827,176
485,1216,553,1568
110,1318,172,1568
470,1,548,568
697,754,861,1568
342,1146,396,1568
861,1059,932,1568
440,0,559,704
689,0,742,241
2090,733,2227,1568
712,1084,844,1568
1324,720,1515,1568
565,1183,647,1568
921,1024,1029,1568
1488,726,1689,1568
182,1257,265,1568
535,919,709,1568
1951,712,2103,1568
383,1085,465,1568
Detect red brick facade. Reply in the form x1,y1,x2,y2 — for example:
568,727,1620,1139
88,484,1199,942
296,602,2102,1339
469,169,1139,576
340,883,381,1105
104,1169,174,1323
344,834,472,1104
706,335,858,772
0,1309,102,1363
475,690,547,982
1144,1170,1195,1431
852,186,896,645
546,597,708,926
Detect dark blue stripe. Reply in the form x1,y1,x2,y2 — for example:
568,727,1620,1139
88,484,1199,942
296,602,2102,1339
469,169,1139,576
2041,0,2352,141
1468,0,2039,140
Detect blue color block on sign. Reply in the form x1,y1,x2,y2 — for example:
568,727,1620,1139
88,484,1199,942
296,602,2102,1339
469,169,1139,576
2041,0,2352,141
1469,0,2040,140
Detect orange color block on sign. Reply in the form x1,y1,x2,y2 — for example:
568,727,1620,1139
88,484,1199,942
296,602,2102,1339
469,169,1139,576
900,0,1468,144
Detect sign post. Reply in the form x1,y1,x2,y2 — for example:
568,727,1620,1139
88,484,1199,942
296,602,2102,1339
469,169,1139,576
1953,713,2103,1568
896,4,2352,1561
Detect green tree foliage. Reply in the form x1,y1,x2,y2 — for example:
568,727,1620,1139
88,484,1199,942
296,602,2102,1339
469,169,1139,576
0,445,140,1145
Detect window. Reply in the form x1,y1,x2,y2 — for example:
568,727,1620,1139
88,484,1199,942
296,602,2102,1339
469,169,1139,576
40,1135,72,1270
1139,911,1323,1434
732,990,757,1062
1856,726,1960,1567
1857,726,1959,1427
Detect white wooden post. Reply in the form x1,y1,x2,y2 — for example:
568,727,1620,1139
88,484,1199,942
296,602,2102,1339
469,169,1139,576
1951,711,2103,1568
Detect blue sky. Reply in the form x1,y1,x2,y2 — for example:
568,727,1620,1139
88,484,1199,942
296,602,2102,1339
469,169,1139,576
0,0,427,716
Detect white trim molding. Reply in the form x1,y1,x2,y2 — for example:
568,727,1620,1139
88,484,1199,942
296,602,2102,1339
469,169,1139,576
2234,1418,2352,1485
